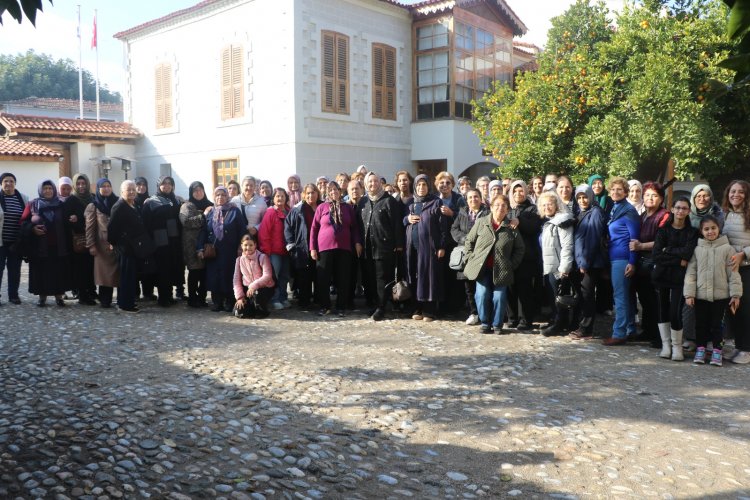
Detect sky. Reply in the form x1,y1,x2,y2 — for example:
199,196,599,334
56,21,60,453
0,0,626,96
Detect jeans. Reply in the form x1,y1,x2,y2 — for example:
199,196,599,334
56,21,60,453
474,269,509,328
611,259,636,339
0,245,22,300
270,254,290,305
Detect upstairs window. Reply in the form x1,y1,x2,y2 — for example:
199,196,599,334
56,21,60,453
221,44,244,120
321,31,349,114
154,62,173,129
416,20,450,120
372,43,396,120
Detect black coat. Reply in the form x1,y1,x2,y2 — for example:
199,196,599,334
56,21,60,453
509,199,542,263
108,199,148,258
284,201,315,270
651,221,698,289
358,192,404,259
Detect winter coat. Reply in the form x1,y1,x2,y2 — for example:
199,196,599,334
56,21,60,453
233,251,275,300
463,215,525,286
509,199,542,263
651,221,698,289
198,205,246,295
258,207,288,256
310,202,360,253
0,204,3,247
232,194,266,232
575,205,607,272
684,235,742,301
142,194,183,285
107,199,148,258
404,196,448,302
284,201,315,270
358,192,404,259
450,206,489,280
540,211,575,275
608,201,640,264
85,203,119,287
179,201,207,270
723,209,750,266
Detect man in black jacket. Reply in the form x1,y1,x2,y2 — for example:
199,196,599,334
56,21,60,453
359,172,404,320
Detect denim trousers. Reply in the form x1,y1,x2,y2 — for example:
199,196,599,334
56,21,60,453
474,269,509,328
269,254,290,305
611,259,636,339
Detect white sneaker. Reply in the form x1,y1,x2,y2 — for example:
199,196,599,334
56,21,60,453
271,302,284,311
731,351,750,364
682,340,696,353
465,314,479,325
722,341,739,360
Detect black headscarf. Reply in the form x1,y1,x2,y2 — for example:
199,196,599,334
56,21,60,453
151,176,178,206
93,178,119,216
188,181,213,212
134,176,149,207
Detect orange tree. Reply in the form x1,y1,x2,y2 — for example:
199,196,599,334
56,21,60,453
473,0,750,183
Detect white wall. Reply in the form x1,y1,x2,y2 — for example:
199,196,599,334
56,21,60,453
1,160,60,197
410,120,498,176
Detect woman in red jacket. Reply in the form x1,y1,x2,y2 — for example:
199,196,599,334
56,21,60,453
259,187,290,310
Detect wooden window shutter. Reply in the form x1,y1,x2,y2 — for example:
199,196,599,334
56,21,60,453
163,64,173,128
155,63,172,129
221,45,244,120
155,65,164,128
231,45,244,118
384,46,396,120
372,44,396,120
221,47,232,119
321,31,349,114
372,44,384,118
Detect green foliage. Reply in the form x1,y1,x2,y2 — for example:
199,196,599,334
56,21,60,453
718,0,750,84
0,50,121,103
473,0,749,183
0,0,52,26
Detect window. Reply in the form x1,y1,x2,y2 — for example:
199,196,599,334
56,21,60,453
372,43,396,120
213,158,239,189
221,45,244,120
321,31,349,114
154,63,173,129
416,20,451,120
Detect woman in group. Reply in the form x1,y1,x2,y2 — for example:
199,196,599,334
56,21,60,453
651,196,698,360
603,177,641,346
394,171,414,212
507,180,543,330
627,180,646,215
310,181,361,316
463,193,525,334
556,175,579,216
134,177,150,210
628,182,669,345
721,180,750,364
63,174,97,305
180,181,213,307
405,174,448,322
226,179,241,200
85,178,120,308
285,183,320,309
570,184,608,340
199,186,246,312
287,175,302,207
529,176,544,205
259,187,291,310
107,180,148,313
233,176,267,237
457,176,472,197
142,176,183,306
233,234,275,319
259,180,274,207
451,188,489,325
0,173,27,305
21,180,71,306
588,174,613,214
335,173,351,195
435,171,465,311
537,191,576,336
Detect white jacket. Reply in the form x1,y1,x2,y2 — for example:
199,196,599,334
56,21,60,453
541,211,574,275
684,235,742,301
723,210,750,266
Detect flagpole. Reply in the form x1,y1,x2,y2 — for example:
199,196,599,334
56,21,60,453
94,9,100,121
78,5,83,119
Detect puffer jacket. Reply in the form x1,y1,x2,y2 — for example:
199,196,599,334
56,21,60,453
684,235,743,301
463,216,525,286
233,251,275,300
723,209,750,266
540,211,575,275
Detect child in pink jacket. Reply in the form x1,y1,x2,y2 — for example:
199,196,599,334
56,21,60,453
233,235,275,318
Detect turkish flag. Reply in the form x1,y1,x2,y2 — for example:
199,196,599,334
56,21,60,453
91,14,97,49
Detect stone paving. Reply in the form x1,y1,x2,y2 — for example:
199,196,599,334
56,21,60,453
2,280,750,499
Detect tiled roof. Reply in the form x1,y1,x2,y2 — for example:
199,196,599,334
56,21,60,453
0,113,142,139
2,97,123,114
114,0,227,39
0,138,61,158
407,0,526,34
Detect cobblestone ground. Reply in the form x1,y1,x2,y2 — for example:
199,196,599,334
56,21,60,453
2,278,750,499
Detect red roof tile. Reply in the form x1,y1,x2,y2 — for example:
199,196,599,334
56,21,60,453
2,97,123,114
0,113,141,138
0,138,62,158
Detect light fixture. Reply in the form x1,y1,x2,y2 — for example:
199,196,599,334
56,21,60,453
101,158,112,178
113,156,137,180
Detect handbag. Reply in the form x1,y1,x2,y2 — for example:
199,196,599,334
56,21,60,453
555,275,578,309
72,233,87,254
449,246,465,271
388,258,412,302
203,242,217,260
132,233,156,259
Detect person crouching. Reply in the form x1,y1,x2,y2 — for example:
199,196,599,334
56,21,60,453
233,235,275,318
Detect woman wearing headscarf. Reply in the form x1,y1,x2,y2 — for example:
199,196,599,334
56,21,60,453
627,180,645,216
404,174,449,322
107,180,147,313
588,174,613,215
85,178,120,308
180,181,213,307
451,188,489,326
20,180,71,306
62,174,97,305
142,176,183,306
134,177,150,210
58,177,73,201
259,180,274,207
284,183,320,309
287,174,302,207
133,176,155,299
506,180,543,330
310,181,362,316
259,187,292,310
198,186,245,312
463,193,525,334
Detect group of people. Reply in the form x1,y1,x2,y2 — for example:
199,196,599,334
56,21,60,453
0,167,748,366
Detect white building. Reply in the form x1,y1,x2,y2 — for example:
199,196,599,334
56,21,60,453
115,0,528,193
